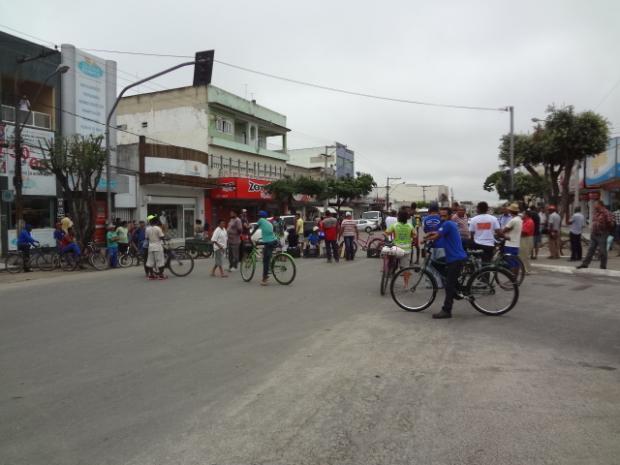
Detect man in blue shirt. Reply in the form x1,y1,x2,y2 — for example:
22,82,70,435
17,224,40,272
425,207,467,319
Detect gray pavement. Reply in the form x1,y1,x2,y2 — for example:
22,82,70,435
1,257,619,465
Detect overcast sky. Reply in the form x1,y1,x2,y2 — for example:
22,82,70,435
4,0,620,201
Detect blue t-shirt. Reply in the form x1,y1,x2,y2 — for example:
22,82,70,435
423,214,441,233
437,220,467,263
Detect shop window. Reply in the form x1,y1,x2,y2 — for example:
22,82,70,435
8,197,54,229
147,204,181,237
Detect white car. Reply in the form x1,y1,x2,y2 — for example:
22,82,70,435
355,219,379,233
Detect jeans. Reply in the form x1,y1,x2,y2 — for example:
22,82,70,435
325,239,339,262
343,236,356,260
61,243,81,257
262,241,276,280
582,233,608,269
569,232,582,260
443,260,465,313
107,247,119,268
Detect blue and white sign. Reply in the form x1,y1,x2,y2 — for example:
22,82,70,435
586,137,619,186
74,49,107,138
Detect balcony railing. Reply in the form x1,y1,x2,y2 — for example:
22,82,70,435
1,104,52,129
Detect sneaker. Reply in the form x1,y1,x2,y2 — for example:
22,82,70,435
148,275,157,280
260,279,269,286
158,274,168,280
576,264,588,269
432,309,452,319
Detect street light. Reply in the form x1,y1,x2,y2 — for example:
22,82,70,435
105,59,207,224
385,176,402,210
13,64,70,229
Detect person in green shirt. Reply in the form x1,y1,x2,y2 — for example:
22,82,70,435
115,220,129,254
106,224,120,268
386,209,416,285
251,210,278,286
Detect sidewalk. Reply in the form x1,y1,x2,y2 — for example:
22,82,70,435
531,240,620,278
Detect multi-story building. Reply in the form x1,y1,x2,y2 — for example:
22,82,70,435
287,142,355,179
116,84,296,227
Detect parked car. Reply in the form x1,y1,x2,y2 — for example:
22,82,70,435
355,219,379,233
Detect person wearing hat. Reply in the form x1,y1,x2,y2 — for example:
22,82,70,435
547,205,562,259
501,203,523,276
339,211,359,261
16,223,40,272
250,210,278,285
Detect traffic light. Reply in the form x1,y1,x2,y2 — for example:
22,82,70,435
193,50,214,86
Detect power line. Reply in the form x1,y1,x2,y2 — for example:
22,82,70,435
81,48,508,113
595,76,620,110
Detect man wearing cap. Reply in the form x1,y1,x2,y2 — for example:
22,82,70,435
251,210,278,285
547,205,561,259
339,211,358,261
501,204,523,276
16,224,39,272
320,210,340,263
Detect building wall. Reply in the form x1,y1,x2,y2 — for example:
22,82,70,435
372,184,451,207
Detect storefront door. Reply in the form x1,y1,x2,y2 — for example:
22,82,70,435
183,208,195,239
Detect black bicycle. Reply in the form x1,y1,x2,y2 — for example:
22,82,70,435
391,242,519,316
5,245,56,273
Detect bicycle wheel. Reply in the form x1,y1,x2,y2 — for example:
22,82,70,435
271,253,296,285
167,250,194,277
119,253,133,268
466,267,519,316
5,254,23,273
37,250,58,271
90,250,109,271
181,245,199,260
496,254,525,285
380,257,390,296
240,255,256,282
367,238,384,252
390,266,438,312
60,252,80,271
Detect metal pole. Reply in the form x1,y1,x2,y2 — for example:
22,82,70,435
509,105,515,201
105,60,199,224
385,176,390,211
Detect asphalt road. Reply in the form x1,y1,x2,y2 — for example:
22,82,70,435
1,256,619,465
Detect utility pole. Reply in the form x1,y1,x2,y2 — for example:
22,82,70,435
385,176,401,211
320,145,336,209
420,185,431,205
508,106,515,201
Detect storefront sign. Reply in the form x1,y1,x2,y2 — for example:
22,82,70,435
210,177,272,200
145,157,208,178
588,191,601,200
585,138,619,186
74,49,107,138
0,125,56,196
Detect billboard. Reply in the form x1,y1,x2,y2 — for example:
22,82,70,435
585,138,619,187
210,177,273,200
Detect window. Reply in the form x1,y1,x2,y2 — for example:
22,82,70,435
216,117,233,134
250,125,256,140
8,197,54,229
141,121,148,128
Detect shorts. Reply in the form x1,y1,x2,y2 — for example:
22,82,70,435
534,235,542,246
398,251,412,269
147,249,165,269
214,249,225,267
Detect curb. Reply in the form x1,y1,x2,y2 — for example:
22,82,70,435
532,263,620,278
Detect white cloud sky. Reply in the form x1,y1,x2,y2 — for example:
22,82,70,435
4,0,620,201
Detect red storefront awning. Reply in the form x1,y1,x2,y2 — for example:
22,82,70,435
209,177,273,200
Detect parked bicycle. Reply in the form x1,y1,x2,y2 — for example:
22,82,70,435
161,243,195,277
5,245,56,273
240,241,296,285
379,240,402,296
338,233,384,259
391,242,519,316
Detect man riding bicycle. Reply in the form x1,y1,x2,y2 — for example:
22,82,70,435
250,210,279,286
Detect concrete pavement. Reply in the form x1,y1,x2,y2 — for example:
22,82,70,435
1,257,619,465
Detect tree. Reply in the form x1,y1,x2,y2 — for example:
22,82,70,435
39,135,106,244
484,170,548,201
266,176,327,211
327,172,376,214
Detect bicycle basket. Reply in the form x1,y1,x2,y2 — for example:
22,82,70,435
381,245,406,257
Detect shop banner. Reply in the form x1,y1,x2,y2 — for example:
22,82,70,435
586,138,618,186
210,177,272,200
0,124,57,196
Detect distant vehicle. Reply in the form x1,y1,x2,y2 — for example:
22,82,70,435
361,210,383,228
354,219,380,233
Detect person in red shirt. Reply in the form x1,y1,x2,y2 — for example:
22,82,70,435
519,210,535,274
320,210,340,263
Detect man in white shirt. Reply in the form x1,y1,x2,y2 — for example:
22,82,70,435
501,203,523,276
547,205,562,259
469,201,501,264
145,217,166,280
210,219,228,278
567,206,585,261
384,210,398,230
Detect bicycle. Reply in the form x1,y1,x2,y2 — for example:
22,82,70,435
391,242,519,316
158,243,195,277
488,238,526,285
338,233,384,259
5,245,56,273
379,240,402,296
240,241,296,285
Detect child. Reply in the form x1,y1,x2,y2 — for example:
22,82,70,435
211,219,228,278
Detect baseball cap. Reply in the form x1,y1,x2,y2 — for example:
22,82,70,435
258,210,268,218
345,211,352,217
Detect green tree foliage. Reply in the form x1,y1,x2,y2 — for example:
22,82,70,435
491,105,609,217
266,176,327,210
327,172,376,214
484,170,548,201
39,135,106,244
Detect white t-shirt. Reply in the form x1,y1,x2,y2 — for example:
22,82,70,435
503,215,523,248
385,216,397,230
469,214,500,247
211,226,228,251
146,225,164,251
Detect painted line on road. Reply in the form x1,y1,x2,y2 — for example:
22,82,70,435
532,263,620,278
